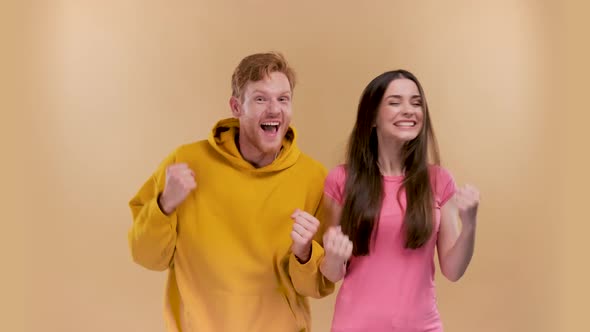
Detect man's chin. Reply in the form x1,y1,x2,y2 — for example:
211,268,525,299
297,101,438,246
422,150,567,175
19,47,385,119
259,142,283,156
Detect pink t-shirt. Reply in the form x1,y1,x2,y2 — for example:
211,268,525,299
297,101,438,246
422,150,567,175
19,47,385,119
324,164,456,332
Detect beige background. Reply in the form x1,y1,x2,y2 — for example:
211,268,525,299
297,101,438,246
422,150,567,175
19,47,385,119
4,0,588,331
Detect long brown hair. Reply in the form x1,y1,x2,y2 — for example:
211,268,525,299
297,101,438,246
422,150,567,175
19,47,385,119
341,70,440,255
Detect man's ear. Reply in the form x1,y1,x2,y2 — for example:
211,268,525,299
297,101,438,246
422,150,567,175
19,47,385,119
229,96,241,118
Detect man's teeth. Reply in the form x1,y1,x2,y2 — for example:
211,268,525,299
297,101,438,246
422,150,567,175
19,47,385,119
262,122,279,126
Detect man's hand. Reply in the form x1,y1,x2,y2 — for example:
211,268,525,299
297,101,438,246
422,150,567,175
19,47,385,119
290,209,320,263
158,163,197,215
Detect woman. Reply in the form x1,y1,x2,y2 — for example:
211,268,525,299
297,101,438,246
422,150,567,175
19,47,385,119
319,70,480,331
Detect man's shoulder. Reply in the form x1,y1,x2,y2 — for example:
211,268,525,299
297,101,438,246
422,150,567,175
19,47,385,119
294,152,327,178
174,139,211,156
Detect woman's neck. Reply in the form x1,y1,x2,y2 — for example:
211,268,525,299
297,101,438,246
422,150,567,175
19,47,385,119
376,136,404,176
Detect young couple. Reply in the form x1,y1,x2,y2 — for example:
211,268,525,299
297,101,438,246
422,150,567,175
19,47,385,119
128,52,480,332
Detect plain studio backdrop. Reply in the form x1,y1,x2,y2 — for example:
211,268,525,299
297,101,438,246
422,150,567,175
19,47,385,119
2,0,589,331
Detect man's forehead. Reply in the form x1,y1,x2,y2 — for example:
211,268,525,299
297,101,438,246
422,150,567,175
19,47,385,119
244,75,291,95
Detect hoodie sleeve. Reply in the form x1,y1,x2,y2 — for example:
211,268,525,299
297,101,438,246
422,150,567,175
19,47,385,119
288,194,335,299
127,150,178,271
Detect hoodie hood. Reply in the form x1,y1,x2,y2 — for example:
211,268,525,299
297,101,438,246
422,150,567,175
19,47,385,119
207,118,301,172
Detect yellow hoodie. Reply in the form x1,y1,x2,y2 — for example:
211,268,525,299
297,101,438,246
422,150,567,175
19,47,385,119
128,118,334,332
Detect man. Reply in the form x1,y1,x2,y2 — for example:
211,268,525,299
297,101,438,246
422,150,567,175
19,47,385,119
128,52,333,331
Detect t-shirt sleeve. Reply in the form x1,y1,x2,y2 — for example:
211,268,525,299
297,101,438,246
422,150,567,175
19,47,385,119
323,165,346,206
432,165,457,207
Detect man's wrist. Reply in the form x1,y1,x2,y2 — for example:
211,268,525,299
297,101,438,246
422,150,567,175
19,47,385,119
157,194,173,215
295,246,312,264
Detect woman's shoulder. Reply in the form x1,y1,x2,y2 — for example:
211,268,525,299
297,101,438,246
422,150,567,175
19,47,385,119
428,164,453,180
428,164,456,205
